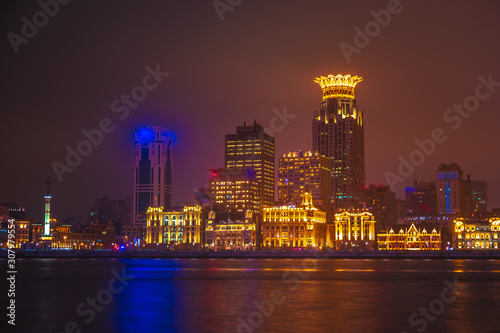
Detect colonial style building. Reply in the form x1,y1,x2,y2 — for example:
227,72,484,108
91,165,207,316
262,192,327,248
377,224,441,250
205,210,256,250
52,225,116,250
333,210,376,249
453,217,500,250
146,204,202,247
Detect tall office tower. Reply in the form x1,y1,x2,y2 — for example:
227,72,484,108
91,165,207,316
132,127,173,226
312,74,365,211
225,121,275,208
208,167,260,214
436,163,472,216
471,180,487,214
405,180,438,215
365,184,397,230
277,150,330,205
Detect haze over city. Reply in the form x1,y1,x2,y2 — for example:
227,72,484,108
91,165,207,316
2,0,499,222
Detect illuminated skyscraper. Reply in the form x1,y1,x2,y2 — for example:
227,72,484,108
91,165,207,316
132,127,173,226
43,177,52,236
225,121,275,208
277,150,330,205
312,74,365,211
208,167,260,214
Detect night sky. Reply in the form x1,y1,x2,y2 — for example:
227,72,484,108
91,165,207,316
2,0,499,222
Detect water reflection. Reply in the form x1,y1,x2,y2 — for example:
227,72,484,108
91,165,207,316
10,258,500,333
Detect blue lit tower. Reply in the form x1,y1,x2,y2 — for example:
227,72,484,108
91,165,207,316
132,127,173,226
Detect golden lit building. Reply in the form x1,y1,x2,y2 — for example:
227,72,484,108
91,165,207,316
146,204,202,247
205,210,256,250
262,192,327,248
377,224,441,250
208,167,260,214
313,74,365,210
225,121,275,208
14,220,30,248
52,225,116,249
453,217,500,250
277,150,330,205
333,210,376,249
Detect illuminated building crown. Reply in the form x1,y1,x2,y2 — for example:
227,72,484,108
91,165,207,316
314,74,363,99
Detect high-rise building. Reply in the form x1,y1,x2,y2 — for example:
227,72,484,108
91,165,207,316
277,150,330,205
225,121,275,207
406,180,437,215
436,163,472,216
471,180,487,213
132,127,173,226
312,74,365,211
208,167,260,214
365,184,397,230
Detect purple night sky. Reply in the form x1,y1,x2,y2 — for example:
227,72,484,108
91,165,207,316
1,0,499,221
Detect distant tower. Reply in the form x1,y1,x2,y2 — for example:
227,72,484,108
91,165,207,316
436,163,472,216
43,177,53,236
132,127,173,226
313,74,365,211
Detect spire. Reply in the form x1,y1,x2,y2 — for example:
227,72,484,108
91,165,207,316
43,177,53,196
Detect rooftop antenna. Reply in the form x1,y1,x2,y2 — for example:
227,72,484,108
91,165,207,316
43,177,53,196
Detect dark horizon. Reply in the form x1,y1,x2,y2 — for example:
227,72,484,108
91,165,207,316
2,0,499,222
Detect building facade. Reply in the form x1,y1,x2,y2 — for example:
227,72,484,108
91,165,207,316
205,210,256,250
262,192,327,248
132,126,173,226
365,184,397,231
377,224,441,250
277,150,330,205
471,180,487,214
208,167,260,214
312,74,365,211
225,121,275,207
333,210,376,249
406,180,437,216
436,163,472,216
453,217,500,250
146,204,202,247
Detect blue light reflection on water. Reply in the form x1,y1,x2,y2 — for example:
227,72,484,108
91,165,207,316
10,258,500,333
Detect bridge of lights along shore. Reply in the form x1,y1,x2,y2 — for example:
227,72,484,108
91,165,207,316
312,74,366,211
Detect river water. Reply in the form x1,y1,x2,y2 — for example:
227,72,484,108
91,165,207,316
6,258,500,332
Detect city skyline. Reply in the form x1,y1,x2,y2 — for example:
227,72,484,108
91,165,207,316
2,1,499,222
